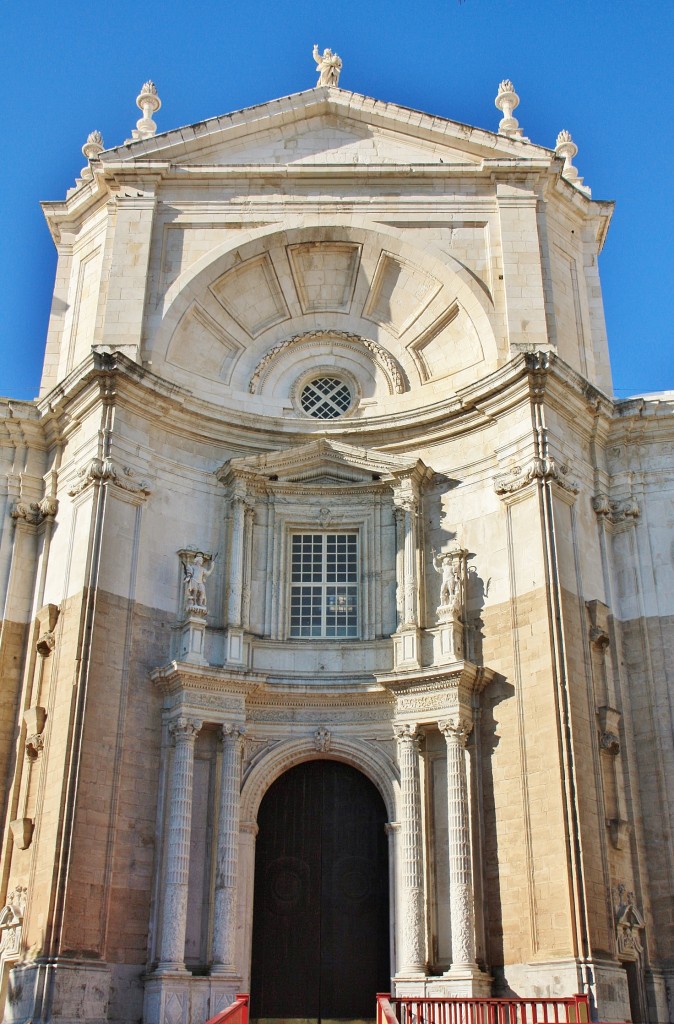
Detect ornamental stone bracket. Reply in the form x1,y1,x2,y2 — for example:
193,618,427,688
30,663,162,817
494,457,579,498
67,457,151,498
24,706,47,762
9,818,34,851
36,604,60,657
11,497,59,527
592,493,640,527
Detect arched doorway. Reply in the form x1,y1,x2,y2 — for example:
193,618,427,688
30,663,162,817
250,760,390,1021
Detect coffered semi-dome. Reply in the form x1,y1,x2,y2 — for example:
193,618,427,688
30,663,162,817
146,223,500,418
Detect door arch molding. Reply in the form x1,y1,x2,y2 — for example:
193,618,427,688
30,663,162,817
241,736,400,823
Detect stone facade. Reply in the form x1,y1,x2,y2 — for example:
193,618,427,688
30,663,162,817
0,77,672,1024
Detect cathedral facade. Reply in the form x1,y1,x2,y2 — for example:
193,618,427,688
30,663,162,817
0,74,672,1024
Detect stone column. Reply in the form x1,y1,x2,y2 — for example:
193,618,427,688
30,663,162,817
439,717,477,970
211,724,245,975
394,724,426,975
156,716,201,973
228,495,247,628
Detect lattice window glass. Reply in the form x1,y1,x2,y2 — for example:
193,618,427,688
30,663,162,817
300,377,352,419
290,533,358,638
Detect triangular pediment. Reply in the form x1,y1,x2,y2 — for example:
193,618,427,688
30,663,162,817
99,88,552,171
218,439,430,487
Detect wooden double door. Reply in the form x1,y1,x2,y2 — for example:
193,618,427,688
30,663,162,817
250,760,390,1022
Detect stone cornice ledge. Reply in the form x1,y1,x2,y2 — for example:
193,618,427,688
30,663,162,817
151,660,267,695
379,661,495,697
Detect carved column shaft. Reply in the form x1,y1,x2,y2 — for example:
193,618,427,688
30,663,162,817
228,496,247,627
441,718,477,968
395,725,425,974
157,717,200,969
211,725,244,972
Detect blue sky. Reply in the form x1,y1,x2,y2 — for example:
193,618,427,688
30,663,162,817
1,0,672,400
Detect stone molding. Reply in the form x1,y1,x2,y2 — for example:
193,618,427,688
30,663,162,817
240,735,398,823
248,329,406,395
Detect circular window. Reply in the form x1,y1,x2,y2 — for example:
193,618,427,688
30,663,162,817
300,376,353,419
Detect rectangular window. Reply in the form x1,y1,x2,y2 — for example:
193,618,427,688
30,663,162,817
290,533,358,638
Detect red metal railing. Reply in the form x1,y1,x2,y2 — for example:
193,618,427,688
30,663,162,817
205,993,249,1024
377,993,590,1024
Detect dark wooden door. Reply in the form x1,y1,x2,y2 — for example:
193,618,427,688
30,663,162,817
250,760,390,1021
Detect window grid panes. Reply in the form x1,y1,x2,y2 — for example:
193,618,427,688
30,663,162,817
290,533,358,638
300,377,352,419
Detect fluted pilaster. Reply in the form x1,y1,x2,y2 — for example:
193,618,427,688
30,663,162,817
228,495,247,627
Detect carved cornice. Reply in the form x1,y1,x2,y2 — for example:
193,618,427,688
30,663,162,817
248,330,406,395
592,493,640,525
11,497,58,526
495,457,579,497
67,458,151,498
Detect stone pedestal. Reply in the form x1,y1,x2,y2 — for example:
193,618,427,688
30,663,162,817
394,627,422,669
179,610,208,665
5,960,112,1024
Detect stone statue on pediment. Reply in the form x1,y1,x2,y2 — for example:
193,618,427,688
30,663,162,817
313,44,342,87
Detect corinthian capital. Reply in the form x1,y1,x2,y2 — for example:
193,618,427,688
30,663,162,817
438,716,472,744
169,716,202,743
393,722,419,745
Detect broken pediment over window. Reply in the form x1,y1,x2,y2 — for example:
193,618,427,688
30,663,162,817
614,884,645,961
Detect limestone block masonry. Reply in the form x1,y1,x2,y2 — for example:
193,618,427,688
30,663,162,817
0,76,672,1024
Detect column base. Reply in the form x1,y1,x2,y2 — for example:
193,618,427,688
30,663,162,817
439,966,493,997
151,962,190,976
209,965,241,979
144,972,240,1024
